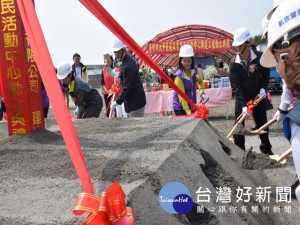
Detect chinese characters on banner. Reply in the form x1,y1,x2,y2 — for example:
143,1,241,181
0,0,44,136
148,37,231,55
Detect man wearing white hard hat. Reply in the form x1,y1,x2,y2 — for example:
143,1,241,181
110,38,146,117
57,62,103,119
260,0,300,201
229,27,273,155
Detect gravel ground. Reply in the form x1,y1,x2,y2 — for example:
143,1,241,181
0,90,298,225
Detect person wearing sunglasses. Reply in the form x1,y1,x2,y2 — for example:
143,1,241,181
260,0,300,201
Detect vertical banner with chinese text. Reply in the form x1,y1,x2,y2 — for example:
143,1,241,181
0,0,44,135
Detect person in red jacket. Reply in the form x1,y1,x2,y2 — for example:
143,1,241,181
100,54,116,117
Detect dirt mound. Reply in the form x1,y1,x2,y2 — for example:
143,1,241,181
1,127,63,145
241,149,285,170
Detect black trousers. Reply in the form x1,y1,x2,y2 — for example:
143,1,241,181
103,94,112,118
174,110,186,115
43,107,49,118
0,102,6,120
233,99,272,154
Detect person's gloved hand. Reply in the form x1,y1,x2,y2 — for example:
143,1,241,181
201,94,208,99
295,185,300,201
110,101,118,110
274,110,286,123
74,107,78,116
258,88,266,98
242,106,250,117
201,94,209,102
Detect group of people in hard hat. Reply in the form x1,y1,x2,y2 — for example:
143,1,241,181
56,39,146,119
55,0,300,200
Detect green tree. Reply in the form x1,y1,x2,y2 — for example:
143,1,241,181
251,34,267,47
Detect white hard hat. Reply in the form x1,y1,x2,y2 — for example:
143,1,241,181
57,62,72,80
261,15,269,39
260,0,300,68
267,0,286,19
232,27,251,47
179,45,194,57
111,39,126,52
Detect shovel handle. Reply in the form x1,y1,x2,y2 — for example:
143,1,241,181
277,148,292,163
255,93,266,103
253,105,294,133
255,117,277,133
227,114,247,139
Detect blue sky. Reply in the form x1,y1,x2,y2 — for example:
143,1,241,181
35,0,273,66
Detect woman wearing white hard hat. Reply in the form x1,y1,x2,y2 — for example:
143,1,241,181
260,0,300,201
57,62,103,119
260,0,294,124
172,44,206,115
229,27,273,155
261,15,269,39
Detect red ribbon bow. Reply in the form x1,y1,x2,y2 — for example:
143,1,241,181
246,100,258,113
73,182,134,225
190,102,210,119
109,83,122,99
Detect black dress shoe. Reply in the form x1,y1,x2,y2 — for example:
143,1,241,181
291,176,299,199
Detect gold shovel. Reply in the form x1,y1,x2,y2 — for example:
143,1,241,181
269,148,292,164
251,105,293,135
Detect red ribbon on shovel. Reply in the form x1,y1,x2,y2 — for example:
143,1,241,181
109,83,122,99
246,100,258,113
191,102,210,119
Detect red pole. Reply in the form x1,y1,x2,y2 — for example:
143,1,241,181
16,0,94,194
79,0,197,109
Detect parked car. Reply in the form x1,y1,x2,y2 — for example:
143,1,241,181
268,67,283,91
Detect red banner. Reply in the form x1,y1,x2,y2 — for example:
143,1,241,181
0,0,43,135
148,37,231,55
24,32,44,131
